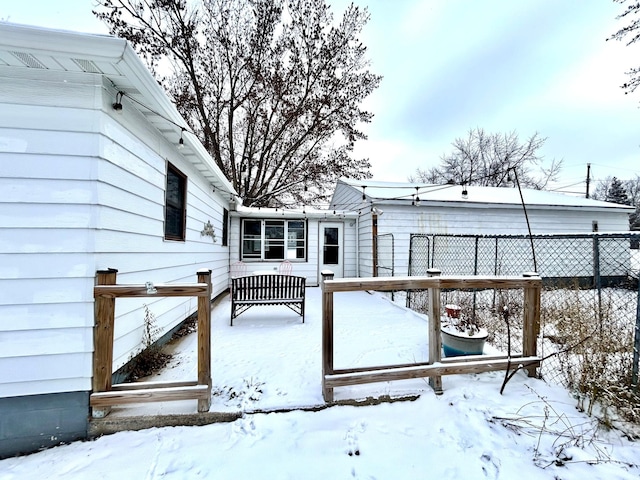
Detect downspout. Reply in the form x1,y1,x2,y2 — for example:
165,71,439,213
356,214,360,277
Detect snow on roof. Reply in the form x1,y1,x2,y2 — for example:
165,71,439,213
340,178,634,211
233,204,357,219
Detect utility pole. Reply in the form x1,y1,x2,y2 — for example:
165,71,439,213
586,163,591,199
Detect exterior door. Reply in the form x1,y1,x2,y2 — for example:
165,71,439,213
319,222,344,278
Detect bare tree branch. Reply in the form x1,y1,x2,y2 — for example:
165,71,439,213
94,0,380,206
410,128,562,189
609,0,640,94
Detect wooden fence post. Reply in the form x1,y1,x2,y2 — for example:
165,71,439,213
93,268,118,417
321,270,335,403
197,269,212,412
523,272,541,377
427,268,443,394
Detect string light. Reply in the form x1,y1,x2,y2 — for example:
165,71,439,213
109,84,191,150
112,91,124,111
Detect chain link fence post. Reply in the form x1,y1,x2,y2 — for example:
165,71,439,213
633,275,640,387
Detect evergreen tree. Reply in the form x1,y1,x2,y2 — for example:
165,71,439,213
605,176,631,205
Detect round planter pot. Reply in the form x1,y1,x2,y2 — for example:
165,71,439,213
441,327,488,357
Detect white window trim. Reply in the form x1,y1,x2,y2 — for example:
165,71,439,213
241,218,307,261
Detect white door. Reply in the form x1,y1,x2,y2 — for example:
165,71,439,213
319,222,344,278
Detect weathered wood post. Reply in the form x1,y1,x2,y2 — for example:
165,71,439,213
523,272,541,378
321,270,335,403
93,268,118,418
197,269,212,412
427,268,443,394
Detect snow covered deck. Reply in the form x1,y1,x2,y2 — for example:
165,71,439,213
96,286,434,420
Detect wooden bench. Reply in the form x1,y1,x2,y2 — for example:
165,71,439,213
230,274,306,326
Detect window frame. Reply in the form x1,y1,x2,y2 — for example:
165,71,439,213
240,218,307,261
164,162,187,241
222,208,229,247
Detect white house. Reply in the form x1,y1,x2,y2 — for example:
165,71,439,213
0,23,237,457
229,206,359,285
2,21,635,459
330,178,635,278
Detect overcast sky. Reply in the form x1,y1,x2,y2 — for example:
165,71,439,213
3,0,639,195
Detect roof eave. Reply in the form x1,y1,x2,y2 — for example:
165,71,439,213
368,198,635,213
116,43,238,196
0,22,238,197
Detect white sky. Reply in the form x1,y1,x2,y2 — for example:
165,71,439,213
3,0,639,195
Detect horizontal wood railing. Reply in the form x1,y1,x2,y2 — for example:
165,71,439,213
321,269,542,402
91,269,212,417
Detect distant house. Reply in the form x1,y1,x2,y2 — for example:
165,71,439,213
330,179,635,278
0,23,237,457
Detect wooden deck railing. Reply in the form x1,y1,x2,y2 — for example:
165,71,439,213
321,269,542,402
91,269,212,417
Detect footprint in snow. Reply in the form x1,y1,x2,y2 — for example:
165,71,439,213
481,452,500,479
345,424,365,457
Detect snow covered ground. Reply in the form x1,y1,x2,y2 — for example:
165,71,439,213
2,287,639,479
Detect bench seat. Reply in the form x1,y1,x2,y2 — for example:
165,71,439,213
230,274,306,325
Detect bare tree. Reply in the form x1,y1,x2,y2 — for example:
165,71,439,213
591,176,614,202
94,0,380,207
610,0,640,96
409,128,562,189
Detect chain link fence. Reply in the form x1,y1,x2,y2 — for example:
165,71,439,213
407,232,640,422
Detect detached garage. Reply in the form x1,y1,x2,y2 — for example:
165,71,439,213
329,178,634,278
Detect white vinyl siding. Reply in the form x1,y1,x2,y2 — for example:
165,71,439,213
230,215,354,286
375,204,632,279
331,180,632,280
0,68,231,398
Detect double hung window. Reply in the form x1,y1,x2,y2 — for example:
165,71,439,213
164,163,186,241
241,219,306,261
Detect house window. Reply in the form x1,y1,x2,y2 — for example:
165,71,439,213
241,219,306,261
165,163,187,241
222,208,229,246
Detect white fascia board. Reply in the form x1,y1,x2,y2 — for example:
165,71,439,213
231,206,358,219
371,198,635,214
0,22,127,61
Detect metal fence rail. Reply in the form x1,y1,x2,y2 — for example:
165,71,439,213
407,232,640,412
375,233,395,300
375,233,395,278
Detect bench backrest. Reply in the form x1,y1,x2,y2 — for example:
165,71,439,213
232,274,306,301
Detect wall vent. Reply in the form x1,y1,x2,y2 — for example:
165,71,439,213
11,51,45,69
72,58,102,74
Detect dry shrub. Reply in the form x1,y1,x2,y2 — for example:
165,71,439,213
411,281,640,426
125,304,172,381
541,283,639,424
